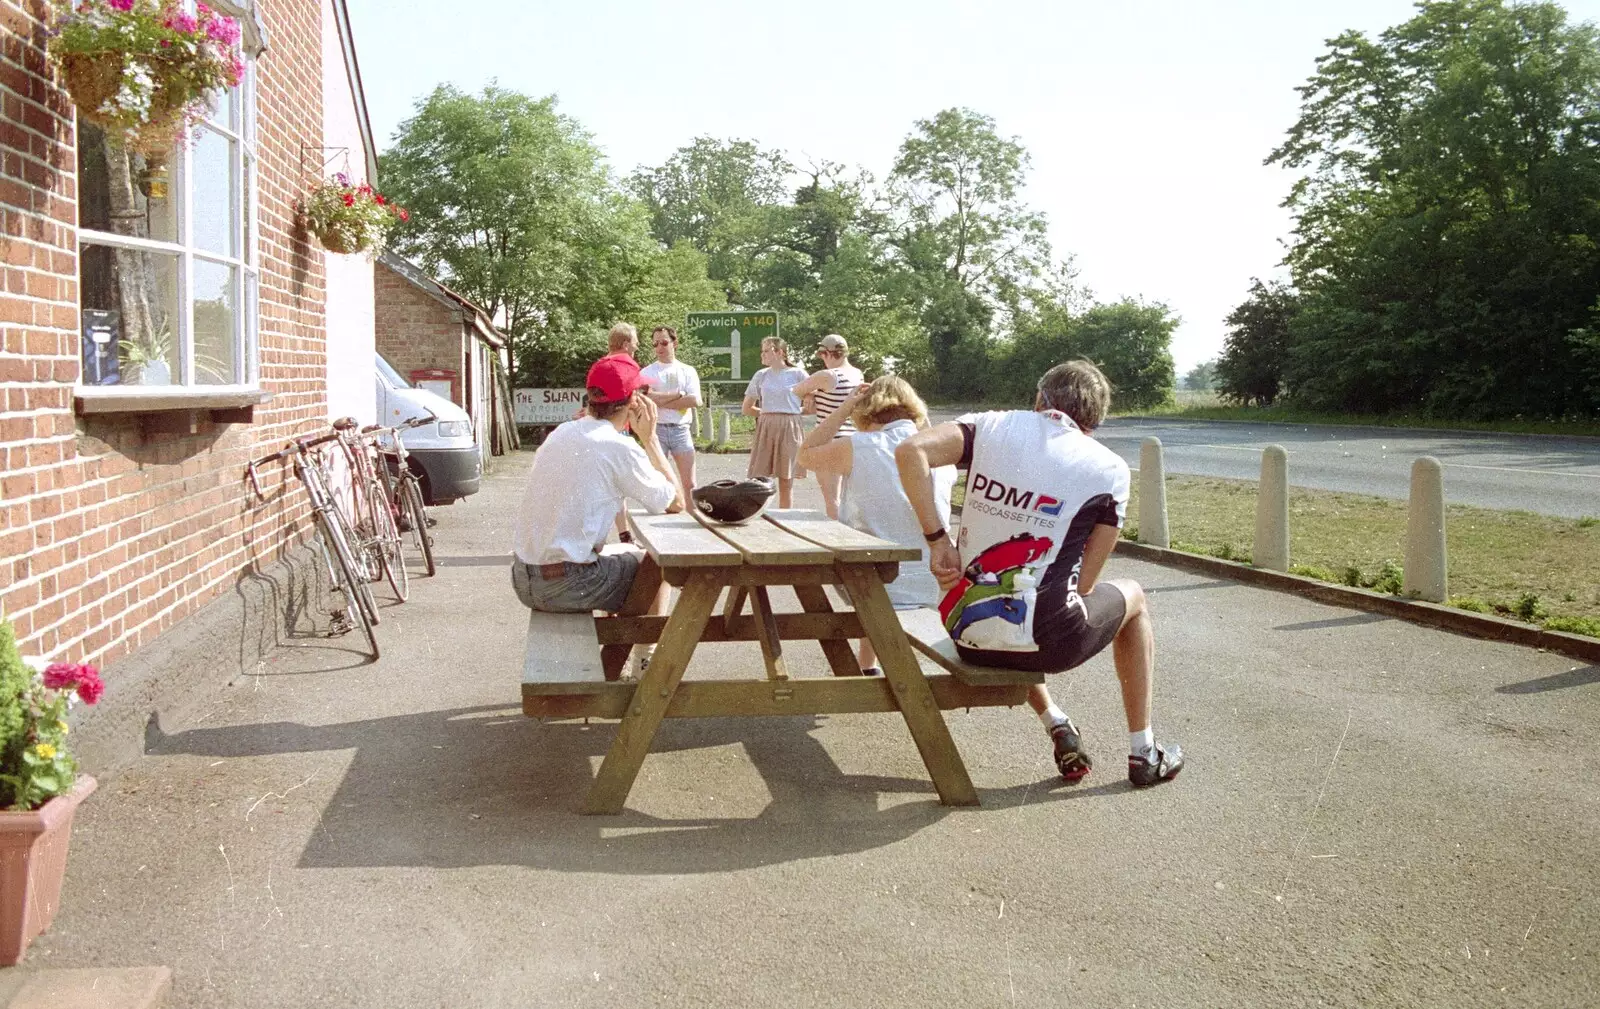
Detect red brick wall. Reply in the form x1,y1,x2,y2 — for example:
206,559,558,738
375,263,465,406
0,0,335,666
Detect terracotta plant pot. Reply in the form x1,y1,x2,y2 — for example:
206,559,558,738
0,775,96,966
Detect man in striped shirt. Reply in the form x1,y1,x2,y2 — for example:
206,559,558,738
795,334,864,519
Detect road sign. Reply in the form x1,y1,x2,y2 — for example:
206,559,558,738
686,310,777,382
514,387,585,425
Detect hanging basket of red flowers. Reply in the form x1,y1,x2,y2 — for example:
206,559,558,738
299,173,409,256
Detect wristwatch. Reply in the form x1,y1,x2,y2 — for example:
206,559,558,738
923,527,947,543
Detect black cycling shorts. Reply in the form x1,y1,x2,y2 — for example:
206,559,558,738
955,582,1128,674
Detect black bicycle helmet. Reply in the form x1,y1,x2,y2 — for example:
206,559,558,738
692,478,776,525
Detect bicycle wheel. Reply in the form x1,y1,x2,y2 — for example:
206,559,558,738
401,473,435,576
325,497,383,627
315,506,379,659
367,471,408,602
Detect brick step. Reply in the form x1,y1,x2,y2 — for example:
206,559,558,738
0,967,171,1009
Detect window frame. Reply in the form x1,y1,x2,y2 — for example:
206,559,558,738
73,52,261,406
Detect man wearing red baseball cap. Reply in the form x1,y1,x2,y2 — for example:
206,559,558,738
511,352,685,629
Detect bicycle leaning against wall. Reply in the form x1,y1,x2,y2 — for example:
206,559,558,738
247,430,382,661
368,413,437,578
334,417,408,604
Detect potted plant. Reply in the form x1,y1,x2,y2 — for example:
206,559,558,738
300,173,409,255
0,618,104,966
118,325,173,385
47,0,245,163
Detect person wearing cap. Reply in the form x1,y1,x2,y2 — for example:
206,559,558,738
793,334,864,519
511,354,685,624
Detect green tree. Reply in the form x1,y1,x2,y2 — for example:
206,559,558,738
742,164,915,374
1270,0,1600,419
1182,359,1218,391
888,108,1050,395
628,137,791,303
1216,279,1296,406
999,282,1178,412
381,86,724,386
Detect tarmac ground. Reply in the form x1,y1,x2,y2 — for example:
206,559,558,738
18,450,1600,1008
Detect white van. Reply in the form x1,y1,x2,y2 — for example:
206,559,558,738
374,353,481,504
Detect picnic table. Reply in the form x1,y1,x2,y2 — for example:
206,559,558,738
521,509,1044,815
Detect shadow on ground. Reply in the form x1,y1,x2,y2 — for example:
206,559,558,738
146,705,1097,875
1273,612,1390,632
1496,665,1600,695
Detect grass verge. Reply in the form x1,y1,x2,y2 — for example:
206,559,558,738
1119,473,1600,634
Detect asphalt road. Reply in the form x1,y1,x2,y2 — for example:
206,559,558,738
930,412,1600,519
33,453,1600,1008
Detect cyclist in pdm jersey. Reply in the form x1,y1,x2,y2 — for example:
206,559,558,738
894,360,1183,788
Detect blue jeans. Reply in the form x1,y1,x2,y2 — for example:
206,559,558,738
656,423,694,455
510,549,642,613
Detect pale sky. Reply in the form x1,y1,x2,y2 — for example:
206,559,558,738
346,0,1600,374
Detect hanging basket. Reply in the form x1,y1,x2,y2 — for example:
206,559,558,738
315,228,369,256
56,52,125,129
130,101,187,167
57,53,192,167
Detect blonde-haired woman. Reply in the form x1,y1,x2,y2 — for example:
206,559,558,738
798,375,956,674
742,336,808,508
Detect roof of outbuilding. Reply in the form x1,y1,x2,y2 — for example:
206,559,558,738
376,251,506,350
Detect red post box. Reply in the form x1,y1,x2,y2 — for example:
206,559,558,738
409,367,459,406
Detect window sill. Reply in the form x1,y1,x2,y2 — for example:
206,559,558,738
75,387,273,415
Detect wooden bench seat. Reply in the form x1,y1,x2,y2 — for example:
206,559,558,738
521,671,1031,719
521,610,608,694
896,607,1045,687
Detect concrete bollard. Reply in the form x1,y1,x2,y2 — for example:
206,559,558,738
717,409,731,447
1404,456,1448,602
1138,437,1169,548
1254,445,1289,571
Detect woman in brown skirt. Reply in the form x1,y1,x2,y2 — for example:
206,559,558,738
741,336,808,508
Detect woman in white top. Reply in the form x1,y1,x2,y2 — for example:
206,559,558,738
741,336,808,508
793,333,864,520
798,375,955,675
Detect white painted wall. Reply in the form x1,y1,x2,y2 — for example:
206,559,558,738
321,0,376,425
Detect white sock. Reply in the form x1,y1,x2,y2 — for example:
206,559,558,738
1038,703,1069,731
1131,727,1155,758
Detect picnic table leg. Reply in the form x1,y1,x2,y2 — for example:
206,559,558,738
584,571,721,814
600,556,663,681
722,585,748,637
838,564,979,807
748,586,790,681
793,585,862,676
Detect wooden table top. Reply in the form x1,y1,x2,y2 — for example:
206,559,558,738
629,509,922,569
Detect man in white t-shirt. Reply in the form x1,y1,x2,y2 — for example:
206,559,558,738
511,354,684,622
642,325,702,493
895,360,1183,789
